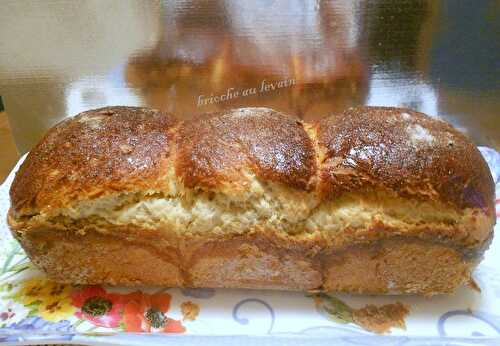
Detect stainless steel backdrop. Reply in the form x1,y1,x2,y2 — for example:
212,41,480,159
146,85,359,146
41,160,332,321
0,0,498,153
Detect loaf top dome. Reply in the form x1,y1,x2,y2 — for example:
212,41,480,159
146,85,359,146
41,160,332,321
10,106,495,220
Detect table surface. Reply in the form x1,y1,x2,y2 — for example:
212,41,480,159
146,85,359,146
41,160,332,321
0,109,19,183
0,0,498,182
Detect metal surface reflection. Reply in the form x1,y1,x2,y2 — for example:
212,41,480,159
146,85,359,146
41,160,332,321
126,1,368,122
0,0,498,155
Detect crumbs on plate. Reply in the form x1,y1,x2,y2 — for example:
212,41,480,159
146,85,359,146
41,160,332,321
181,301,200,321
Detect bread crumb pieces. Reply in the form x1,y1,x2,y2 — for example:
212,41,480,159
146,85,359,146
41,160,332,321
353,302,409,334
181,301,200,321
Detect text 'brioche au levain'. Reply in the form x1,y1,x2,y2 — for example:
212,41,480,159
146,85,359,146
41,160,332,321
8,106,495,295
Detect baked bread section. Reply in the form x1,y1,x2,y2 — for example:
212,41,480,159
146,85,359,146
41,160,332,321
8,106,495,295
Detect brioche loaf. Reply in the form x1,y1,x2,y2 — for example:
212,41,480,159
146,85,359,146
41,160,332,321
8,106,495,295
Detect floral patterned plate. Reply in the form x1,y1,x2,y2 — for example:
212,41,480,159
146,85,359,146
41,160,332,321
1,148,499,346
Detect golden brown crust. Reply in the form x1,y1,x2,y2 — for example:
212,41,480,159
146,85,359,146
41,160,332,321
11,221,474,295
322,238,473,294
317,106,495,214
11,106,494,216
7,105,495,294
10,106,177,216
175,108,316,190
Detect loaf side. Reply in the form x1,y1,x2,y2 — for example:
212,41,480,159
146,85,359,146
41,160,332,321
8,106,495,294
